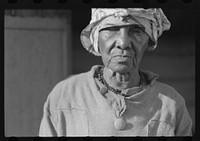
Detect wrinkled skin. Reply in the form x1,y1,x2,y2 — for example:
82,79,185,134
98,24,150,75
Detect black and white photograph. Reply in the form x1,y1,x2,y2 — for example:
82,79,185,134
4,6,195,137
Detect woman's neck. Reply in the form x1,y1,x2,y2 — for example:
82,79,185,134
103,66,140,90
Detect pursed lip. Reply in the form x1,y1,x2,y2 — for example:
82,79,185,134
113,55,133,58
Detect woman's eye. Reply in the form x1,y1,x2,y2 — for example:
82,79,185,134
99,27,120,34
129,27,146,41
130,28,144,35
108,27,120,31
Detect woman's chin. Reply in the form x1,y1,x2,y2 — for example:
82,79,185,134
109,64,133,74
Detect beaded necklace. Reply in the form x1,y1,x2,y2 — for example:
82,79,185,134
96,66,143,97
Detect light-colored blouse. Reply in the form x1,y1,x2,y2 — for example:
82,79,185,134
39,65,192,136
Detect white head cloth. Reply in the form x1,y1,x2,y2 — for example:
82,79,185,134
80,8,171,56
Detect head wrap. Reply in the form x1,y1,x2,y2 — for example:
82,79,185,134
80,8,171,56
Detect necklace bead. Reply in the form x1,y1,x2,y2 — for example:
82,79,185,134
97,66,143,96
100,87,108,95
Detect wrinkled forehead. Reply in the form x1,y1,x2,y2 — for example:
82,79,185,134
98,15,148,32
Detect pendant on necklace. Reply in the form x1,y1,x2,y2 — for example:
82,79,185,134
112,96,127,130
114,117,126,130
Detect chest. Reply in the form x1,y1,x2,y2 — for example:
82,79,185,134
56,96,175,136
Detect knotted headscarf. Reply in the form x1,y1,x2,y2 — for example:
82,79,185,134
80,8,171,56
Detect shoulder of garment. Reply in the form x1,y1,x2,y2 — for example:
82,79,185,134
46,66,99,112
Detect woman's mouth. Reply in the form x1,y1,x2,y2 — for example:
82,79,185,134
114,55,132,58
112,55,133,62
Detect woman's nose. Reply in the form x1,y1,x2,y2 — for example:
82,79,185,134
115,28,132,50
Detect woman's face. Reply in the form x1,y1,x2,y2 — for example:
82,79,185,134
98,24,150,74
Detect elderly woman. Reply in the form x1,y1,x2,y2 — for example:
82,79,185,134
39,8,192,136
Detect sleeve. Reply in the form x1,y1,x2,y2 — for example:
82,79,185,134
39,81,65,137
175,98,193,136
39,100,57,136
